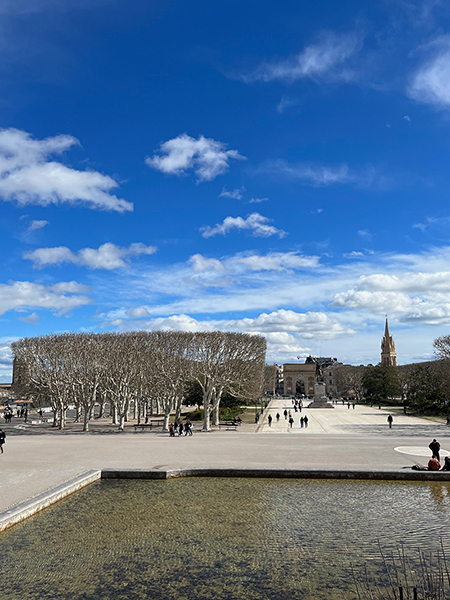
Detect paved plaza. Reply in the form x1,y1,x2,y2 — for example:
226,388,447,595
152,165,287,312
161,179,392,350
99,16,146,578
1,397,449,515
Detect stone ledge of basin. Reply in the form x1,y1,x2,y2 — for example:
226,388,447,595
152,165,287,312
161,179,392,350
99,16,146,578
101,469,168,479
161,467,450,481
0,469,102,532
98,468,450,481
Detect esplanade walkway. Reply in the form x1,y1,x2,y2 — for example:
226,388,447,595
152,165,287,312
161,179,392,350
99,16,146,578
0,398,449,516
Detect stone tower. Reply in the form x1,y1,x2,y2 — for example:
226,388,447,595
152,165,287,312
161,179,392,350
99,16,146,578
381,318,397,367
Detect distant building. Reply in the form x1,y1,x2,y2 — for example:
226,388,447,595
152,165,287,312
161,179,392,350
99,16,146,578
381,318,397,367
283,356,341,397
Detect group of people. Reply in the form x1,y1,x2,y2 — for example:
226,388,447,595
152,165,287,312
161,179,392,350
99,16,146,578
267,410,309,429
169,419,193,437
411,439,450,471
2,407,27,423
427,439,450,471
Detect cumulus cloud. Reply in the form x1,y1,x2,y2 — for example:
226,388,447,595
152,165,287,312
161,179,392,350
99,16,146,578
24,242,157,270
146,133,246,182
332,270,450,324
242,31,359,83
200,213,287,239
188,254,226,273
0,128,132,212
101,310,354,359
0,281,91,316
408,36,450,107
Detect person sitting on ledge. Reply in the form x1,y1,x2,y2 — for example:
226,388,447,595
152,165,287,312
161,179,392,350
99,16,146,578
441,456,450,471
428,457,441,471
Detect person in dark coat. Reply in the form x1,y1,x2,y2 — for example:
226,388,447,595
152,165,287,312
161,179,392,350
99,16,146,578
441,456,450,471
0,429,5,454
276,413,280,422
429,439,441,462
268,414,273,427
284,409,288,420
387,414,393,428
304,415,309,428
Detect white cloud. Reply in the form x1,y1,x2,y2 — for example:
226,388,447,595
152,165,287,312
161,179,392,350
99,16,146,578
408,36,450,107
248,197,269,204
24,242,157,270
200,212,287,239
188,254,226,273
242,31,359,83
0,281,91,316
18,312,40,325
219,186,245,200
276,96,298,113
101,310,355,360
344,251,365,259
0,128,132,212
259,159,379,188
27,219,48,232
228,252,319,272
146,133,246,182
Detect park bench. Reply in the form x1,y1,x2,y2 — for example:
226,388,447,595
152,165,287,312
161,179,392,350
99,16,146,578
218,421,239,431
134,419,164,430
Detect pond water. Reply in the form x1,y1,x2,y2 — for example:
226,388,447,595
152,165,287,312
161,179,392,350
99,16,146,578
1,478,450,600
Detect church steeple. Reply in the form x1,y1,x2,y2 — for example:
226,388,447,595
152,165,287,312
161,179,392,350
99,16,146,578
381,317,397,367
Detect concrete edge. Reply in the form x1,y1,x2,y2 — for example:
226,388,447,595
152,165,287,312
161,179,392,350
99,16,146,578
3,467,450,532
0,469,101,533
102,467,450,482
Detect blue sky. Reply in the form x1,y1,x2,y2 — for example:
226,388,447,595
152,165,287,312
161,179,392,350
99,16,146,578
2,0,450,380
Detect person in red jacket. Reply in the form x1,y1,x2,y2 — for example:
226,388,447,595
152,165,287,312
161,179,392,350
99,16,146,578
428,457,441,471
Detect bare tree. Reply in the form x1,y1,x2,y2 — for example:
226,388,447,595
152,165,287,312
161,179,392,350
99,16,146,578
333,365,365,400
193,332,266,430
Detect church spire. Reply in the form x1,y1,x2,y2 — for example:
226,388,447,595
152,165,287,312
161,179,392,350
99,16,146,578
381,317,397,367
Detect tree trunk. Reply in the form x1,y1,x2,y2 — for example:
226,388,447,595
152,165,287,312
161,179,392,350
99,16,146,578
74,405,82,423
175,400,182,422
211,403,220,426
112,404,118,425
83,408,90,432
119,414,125,430
98,401,105,418
163,408,171,432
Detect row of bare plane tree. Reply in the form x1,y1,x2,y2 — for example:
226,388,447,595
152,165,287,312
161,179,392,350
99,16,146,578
11,330,266,432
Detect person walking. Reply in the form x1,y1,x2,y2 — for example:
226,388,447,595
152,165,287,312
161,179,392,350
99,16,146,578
276,413,280,422
0,429,6,454
300,416,304,428
288,415,294,428
179,422,184,437
268,414,273,427
429,439,441,462
387,414,393,428
284,409,288,420
304,415,309,428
